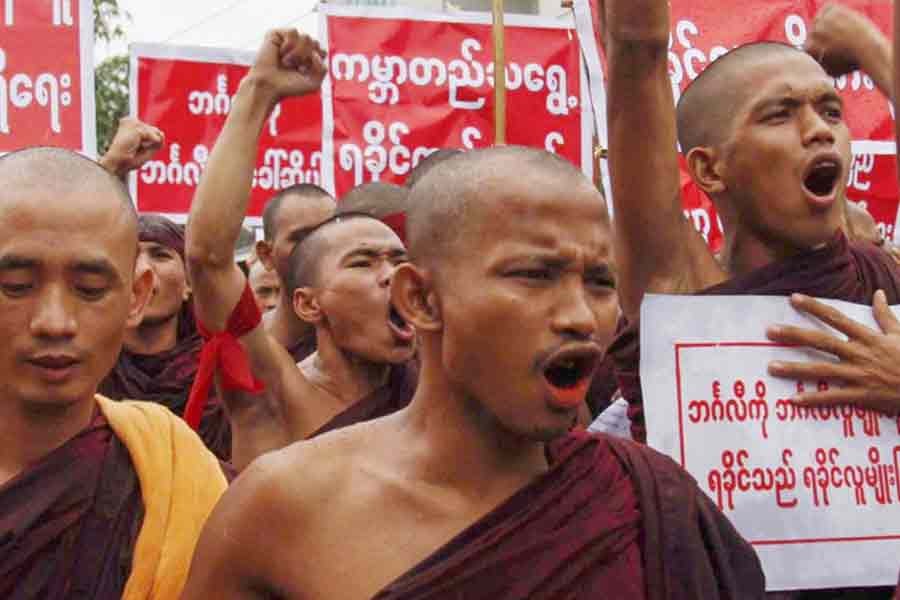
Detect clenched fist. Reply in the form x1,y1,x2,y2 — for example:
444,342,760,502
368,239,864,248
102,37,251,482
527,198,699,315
100,116,164,179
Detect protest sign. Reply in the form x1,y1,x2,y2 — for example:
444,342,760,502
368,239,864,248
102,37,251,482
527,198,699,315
641,294,900,590
320,5,591,197
0,0,95,155
129,44,323,221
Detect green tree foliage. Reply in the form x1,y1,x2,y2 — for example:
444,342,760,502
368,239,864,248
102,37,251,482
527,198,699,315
94,0,130,154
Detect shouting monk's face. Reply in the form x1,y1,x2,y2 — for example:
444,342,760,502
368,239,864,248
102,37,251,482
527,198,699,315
0,155,151,410
138,241,189,325
296,217,415,364
718,51,850,249
437,175,618,440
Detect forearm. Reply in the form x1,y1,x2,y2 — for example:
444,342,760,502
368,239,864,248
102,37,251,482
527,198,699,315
186,76,274,270
858,26,891,98
605,34,686,316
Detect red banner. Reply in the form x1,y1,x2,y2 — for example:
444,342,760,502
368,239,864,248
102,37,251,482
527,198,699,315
653,0,899,246
130,44,323,220
0,0,95,154
322,7,591,197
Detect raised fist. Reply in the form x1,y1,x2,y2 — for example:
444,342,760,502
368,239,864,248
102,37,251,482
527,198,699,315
248,29,327,104
805,3,880,77
100,116,164,179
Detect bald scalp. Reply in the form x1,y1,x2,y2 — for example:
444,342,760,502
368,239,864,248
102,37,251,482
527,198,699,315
262,183,335,241
676,42,811,154
0,146,136,224
338,182,409,218
286,211,383,293
407,146,600,270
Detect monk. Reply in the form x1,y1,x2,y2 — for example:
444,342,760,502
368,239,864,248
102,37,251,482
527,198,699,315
0,147,225,599
185,29,417,470
602,0,900,443
182,145,764,599
257,183,336,361
403,147,463,188
248,259,280,313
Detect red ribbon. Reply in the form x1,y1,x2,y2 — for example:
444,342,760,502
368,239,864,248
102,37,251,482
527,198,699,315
184,282,265,430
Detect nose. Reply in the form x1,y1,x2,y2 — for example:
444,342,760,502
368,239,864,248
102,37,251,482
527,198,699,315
550,276,597,340
377,260,394,288
800,106,836,148
30,285,77,340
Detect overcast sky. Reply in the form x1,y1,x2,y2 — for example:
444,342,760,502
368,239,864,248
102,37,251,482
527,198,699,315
97,0,320,59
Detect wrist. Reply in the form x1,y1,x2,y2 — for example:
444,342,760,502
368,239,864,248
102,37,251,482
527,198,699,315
236,74,281,120
98,153,127,179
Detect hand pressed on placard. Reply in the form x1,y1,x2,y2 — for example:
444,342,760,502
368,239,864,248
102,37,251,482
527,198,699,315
766,291,900,416
99,116,164,179
247,29,326,106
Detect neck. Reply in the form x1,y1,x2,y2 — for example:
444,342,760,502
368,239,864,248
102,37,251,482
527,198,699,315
302,330,391,405
393,354,549,497
720,222,831,277
266,291,314,350
123,313,179,355
0,395,96,486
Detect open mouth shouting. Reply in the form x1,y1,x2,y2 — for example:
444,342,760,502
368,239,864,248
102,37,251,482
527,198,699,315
801,154,842,210
540,344,602,409
387,303,415,344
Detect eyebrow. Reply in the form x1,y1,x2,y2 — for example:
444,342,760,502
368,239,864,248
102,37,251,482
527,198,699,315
0,255,38,270
342,247,407,261
71,258,120,280
752,90,844,115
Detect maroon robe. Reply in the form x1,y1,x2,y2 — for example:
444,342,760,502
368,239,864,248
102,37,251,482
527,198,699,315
100,303,232,461
309,361,418,438
374,432,764,599
288,333,317,363
0,412,144,599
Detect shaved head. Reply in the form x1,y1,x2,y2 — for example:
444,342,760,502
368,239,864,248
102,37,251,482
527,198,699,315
676,42,810,154
286,211,383,292
404,148,463,188
0,146,136,224
338,182,409,219
262,183,335,241
407,146,602,270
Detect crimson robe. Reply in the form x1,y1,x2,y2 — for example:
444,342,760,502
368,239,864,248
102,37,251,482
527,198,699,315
309,361,418,438
100,303,232,461
0,411,143,599
374,432,764,599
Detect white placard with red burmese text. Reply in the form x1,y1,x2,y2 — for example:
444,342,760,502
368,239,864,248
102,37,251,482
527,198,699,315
0,0,96,155
640,294,900,591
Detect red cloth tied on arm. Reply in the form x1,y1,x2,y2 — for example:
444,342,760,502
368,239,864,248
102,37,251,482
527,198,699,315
184,282,264,430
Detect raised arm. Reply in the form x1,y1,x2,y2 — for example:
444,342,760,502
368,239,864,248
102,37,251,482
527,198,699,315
603,0,723,320
806,3,892,98
186,29,325,329
99,116,164,180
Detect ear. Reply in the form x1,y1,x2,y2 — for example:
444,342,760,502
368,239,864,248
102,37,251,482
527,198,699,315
686,146,726,196
126,263,155,329
256,240,275,271
293,286,323,324
391,263,442,332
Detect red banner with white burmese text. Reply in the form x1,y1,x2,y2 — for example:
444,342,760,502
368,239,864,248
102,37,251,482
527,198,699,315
130,44,323,221
0,0,95,155
320,6,592,198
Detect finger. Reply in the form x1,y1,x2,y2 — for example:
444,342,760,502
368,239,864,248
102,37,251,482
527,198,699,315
789,293,877,341
794,387,899,416
872,289,900,335
766,323,851,358
767,358,860,381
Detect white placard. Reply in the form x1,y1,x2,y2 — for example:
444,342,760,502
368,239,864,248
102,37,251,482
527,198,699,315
641,294,900,591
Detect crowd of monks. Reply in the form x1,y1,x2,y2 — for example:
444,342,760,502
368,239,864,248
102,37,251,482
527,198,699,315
5,0,900,598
